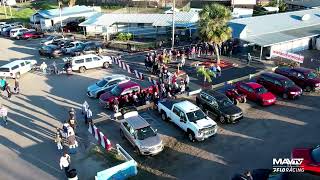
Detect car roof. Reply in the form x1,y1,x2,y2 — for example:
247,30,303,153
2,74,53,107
293,67,312,74
126,115,150,130
1,60,34,68
118,81,139,89
103,74,127,81
245,82,262,89
174,100,200,113
261,72,289,81
71,54,97,59
201,89,228,100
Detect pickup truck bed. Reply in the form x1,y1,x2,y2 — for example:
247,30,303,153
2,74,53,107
159,100,179,111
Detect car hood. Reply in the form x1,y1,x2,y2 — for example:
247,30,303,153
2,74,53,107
287,86,302,93
88,83,101,92
292,148,312,164
221,105,242,116
259,92,276,101
100,91,115,102
139,134,162,147
192,117,216,129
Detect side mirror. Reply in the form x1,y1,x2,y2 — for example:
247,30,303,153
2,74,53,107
154,129,158,133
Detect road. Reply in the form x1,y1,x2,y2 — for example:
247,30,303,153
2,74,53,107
1,37,320,180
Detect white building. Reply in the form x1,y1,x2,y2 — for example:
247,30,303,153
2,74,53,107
229,8,320,60
30,5,100,30
79,12,199,40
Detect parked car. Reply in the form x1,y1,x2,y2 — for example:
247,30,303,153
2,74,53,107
38,45,63,58
275,67,320,92
71,41,103,56
235,82,276,106
158,100,218,142
291,145,320,174
10,27,29,39
196,90,243,124
0,60,37,78
51,39,72,48
19,31,44,39
120,111,164,155
99,81,155,109
2,25,24,36
225,88,247,105
63,54,112,73
62,22,82,32
62,41,85,54
40,35,65,45
87,74,130,98
257,72,302,99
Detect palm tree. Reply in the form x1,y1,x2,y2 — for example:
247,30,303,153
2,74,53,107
199,3,232,65
197,66,216,86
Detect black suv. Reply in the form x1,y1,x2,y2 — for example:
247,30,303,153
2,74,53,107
70,42,103,56
196,90,243,124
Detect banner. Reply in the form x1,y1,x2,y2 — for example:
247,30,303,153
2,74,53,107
272,50,304,63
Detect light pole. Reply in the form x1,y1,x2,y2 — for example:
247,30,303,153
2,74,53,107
59,1,63,34
171,0,175,49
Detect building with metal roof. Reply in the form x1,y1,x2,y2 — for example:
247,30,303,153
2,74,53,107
229,8,320,60
285,0,320,11
30,5,100,30
79,12,199,39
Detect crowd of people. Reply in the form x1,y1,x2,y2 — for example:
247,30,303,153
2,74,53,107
0,77,20,99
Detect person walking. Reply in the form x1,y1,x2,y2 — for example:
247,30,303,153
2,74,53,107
13,78,20,94
59,152,71,175
184,74,190,91
55,128,63,150
68,108,76,120
85,107,92,124
40,62,48,75
0,105,8,125
5,82,12,99
68,117,77,133
0,77,6,91
216,64,222,77
81,101,89,115
181,53,186,67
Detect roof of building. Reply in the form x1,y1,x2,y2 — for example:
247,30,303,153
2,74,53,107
229,8,320,46
285,0,320,8
79,12,199,27
36,5,97,19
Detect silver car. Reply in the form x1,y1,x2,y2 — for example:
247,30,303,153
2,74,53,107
87,74,129,98
120,112,164,156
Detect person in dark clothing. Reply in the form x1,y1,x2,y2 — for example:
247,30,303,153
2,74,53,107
5,82,12,99
13,78,20,94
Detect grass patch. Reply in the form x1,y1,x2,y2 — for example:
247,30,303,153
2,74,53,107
31,0,59,10
0,7,35,22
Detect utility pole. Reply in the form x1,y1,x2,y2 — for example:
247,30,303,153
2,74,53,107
3,1,8,19
59,1,63,34
171,0,175,49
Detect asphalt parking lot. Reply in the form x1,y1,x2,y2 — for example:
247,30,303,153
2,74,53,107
1,36,320,180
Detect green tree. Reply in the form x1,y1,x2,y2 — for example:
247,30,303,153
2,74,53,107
268,0,287,12
197,66,216,86
199,3,232,65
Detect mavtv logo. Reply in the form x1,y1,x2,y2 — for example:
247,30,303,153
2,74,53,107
273,158,304,166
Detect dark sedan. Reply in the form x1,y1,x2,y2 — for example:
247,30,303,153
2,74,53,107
39,45,63,58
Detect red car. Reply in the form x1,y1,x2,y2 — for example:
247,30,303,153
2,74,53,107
21,31,44,39
292,146,320,174
99,81,157,109
235,82,276,106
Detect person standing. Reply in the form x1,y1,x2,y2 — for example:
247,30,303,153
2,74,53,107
68,108,76,120
184,74,190,91
59,152,71,175
85,107,92,124
40,62,48,75
181,53,185,67
216,64,222,77
0,105,8,125
13,78,20,94
68,117,77,133
81,101,89,115
5,82,12,99
0,77,6,91
55,128,63,150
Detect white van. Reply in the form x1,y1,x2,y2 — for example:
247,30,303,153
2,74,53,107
10,28,29,38
0,60,37,78
63,54,112,73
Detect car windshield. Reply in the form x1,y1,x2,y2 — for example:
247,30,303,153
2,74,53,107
0,68,10,72
255,87,268,94
311,147,320,163
283,80,295,88
307,72,317,79
186,109,207,122
96,79,108,87
46,36,55,40
136,126,156,140
111,86,122,96
218,98,233,108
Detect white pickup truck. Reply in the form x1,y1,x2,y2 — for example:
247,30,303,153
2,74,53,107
158,100,218,142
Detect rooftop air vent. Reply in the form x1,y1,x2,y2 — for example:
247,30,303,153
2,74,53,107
301,14,311,21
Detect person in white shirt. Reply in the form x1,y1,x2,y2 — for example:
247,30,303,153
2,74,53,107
85,107,93,124
60,152,71,174
39,62,47,75
216,64,222,76
0,105,8,125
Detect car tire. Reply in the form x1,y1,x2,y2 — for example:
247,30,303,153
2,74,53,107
187,130,195,142
79,66,86,73
305,86,312,92
161,111,168,122
282,93,288,99
15,72,21,79
103,62,109,69
219,116,226,124
120,129,125,139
